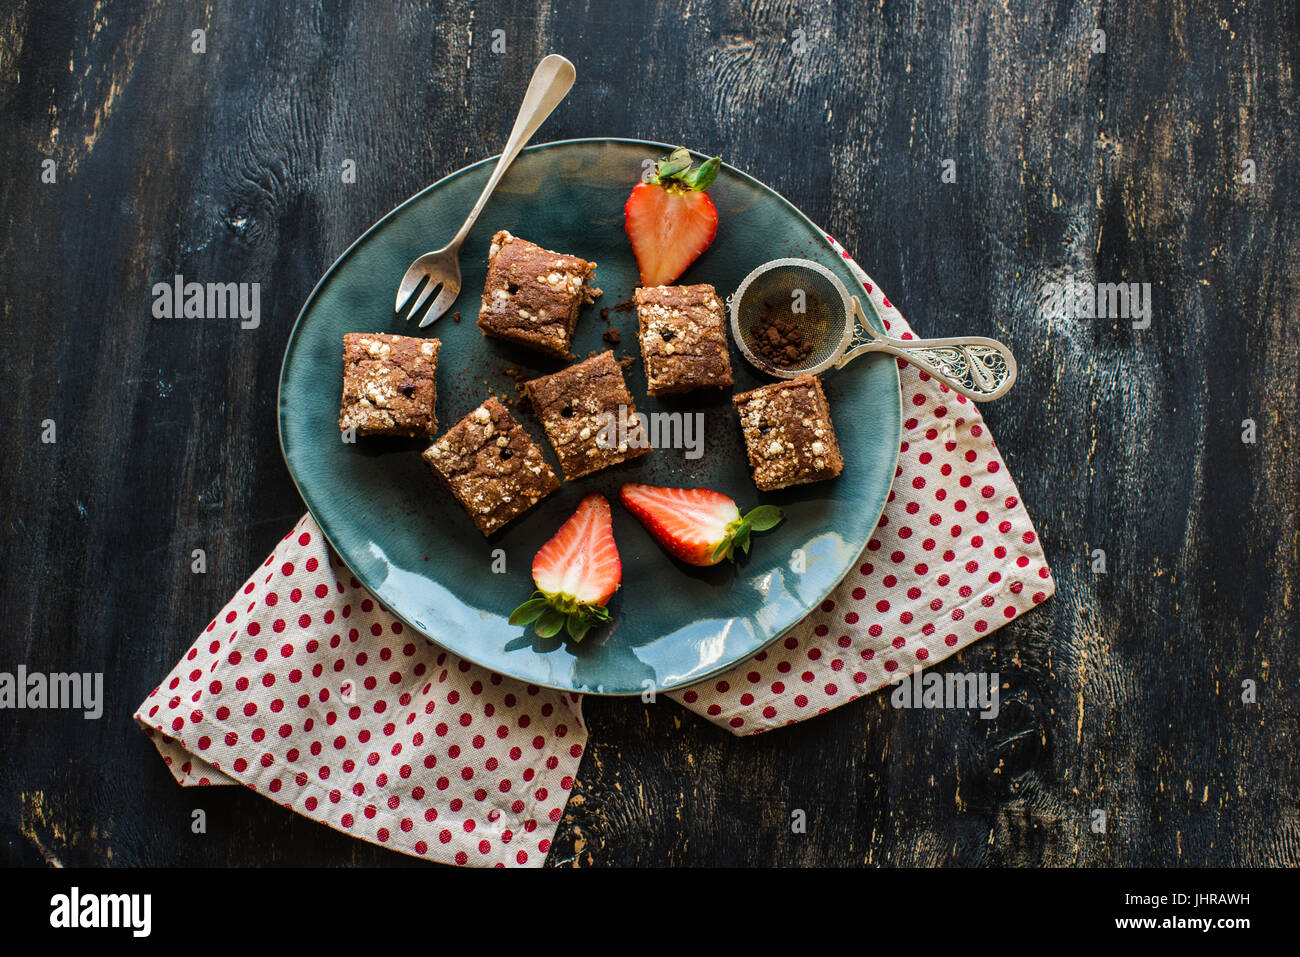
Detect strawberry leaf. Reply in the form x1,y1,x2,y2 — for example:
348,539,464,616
652,148,721,192
534,606,566,639
733,524,752,555
712,505,785,563
566,612,593,643
744,505,785,531
654,149,693,181
683,156,721,191
508,593,549,626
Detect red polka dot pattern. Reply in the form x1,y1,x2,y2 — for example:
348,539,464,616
133,515,584,869
667,238,1055,734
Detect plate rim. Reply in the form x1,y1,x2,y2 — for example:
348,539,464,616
276,136,902,696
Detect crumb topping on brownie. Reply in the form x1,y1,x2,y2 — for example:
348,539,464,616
635,284,734,395
477,230,600,359
733,375,844,491
422,396,559,536
524,351,650,480
339,333,440,437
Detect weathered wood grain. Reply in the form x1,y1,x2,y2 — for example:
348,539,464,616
1,0,1295,867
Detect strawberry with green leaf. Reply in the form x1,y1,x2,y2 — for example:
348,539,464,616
509,493,621,642
619,483,784,567
624,147,721,287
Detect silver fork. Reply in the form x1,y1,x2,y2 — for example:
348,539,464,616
395,54,576,327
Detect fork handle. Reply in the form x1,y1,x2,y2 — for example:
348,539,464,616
450,54,576,248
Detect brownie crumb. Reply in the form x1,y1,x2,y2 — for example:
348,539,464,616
602,327,622,345
503,366,536,390
618,355,636,370
613,298,636,312
453,311,461,323
508,369,534,413
600,307,610,320
752,299,815,366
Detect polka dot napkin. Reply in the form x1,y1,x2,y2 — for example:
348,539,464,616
134,240,1052,867
664,237,1055,731
134,521,584,867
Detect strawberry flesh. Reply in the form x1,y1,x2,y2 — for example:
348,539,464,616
625,182,718,287
532,493,621,605
620,483,782,567
510,494,621,642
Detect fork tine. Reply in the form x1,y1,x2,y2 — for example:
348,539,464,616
395,273,430,321
407,282,443,325
418,282,461,328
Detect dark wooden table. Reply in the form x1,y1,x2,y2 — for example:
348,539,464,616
2,0,1296,868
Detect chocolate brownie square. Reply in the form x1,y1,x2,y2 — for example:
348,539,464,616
339,333,440,438
523,351,650,480
422,397,560,536
476,230,600,359
733,375,844,491
635,284,734,395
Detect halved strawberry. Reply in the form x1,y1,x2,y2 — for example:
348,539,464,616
619,483,783,567
509,493,622,641
624,147,721,287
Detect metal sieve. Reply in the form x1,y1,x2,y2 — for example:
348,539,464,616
728,258,1017,401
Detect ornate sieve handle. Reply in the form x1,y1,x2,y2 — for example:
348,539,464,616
837,297,1018,402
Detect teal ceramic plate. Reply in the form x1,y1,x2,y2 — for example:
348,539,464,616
278,138,900,695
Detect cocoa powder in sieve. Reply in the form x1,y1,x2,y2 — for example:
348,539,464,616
751,299,816,367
